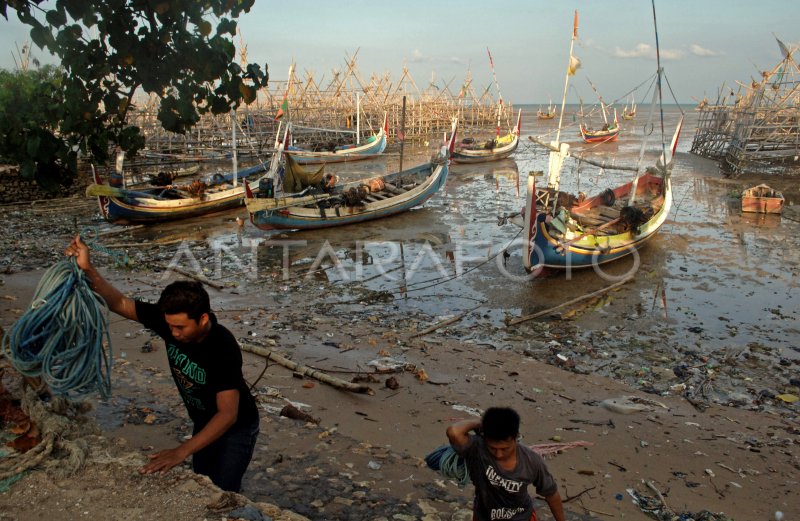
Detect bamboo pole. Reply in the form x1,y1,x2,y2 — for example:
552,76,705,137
507,275,634,325
410,309,474,338
240,343,375,395
157,264,226,290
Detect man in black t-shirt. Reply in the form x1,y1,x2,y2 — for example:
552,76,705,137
447,407,566,521
66,236,259,492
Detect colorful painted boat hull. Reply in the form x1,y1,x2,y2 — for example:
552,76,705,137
249,161,449,230
451,136,518,164
247,120,458,231
452,110,522,164
580,124,620,143
523,173,671,270
285,114,388,165
90,163,267,224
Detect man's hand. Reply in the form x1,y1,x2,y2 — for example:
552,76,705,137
65,235,91,271
140,446,191,475
545,491,566,521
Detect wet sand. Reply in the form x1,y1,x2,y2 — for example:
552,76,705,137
1,262,797,520
1,107,799,520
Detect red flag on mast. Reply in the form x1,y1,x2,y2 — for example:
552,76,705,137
573,10,579,39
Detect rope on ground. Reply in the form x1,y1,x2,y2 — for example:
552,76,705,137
1,258,113,398
0,383,98,487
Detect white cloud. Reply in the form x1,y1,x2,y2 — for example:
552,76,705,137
408,49,428,63
661,48,685,60
690,44,722,57
613,43,653,58
613,43,684,60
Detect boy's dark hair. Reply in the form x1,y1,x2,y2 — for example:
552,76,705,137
158,280,211,321
481,407,520,441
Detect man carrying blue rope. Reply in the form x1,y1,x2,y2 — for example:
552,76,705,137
65,236,260,493
447,407,566,521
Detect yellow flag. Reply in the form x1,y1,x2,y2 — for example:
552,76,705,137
568,55,582,76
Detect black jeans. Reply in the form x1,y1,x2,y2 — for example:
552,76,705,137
192,417,260,492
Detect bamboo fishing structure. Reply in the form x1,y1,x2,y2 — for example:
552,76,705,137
690,40,800,176
124,50,512,169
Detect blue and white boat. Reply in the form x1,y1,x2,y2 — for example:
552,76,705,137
245,120,457,231
284,113,388,165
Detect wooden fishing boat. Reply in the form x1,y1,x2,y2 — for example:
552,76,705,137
284,113,388,165
622,94,637,120
451,110,521,164
521,6,681,272
741,184,784,214
522,155,677,270
244,121,458,230
579,112,620,143
537,101,557,120
125,164,201,188
86,163,268,224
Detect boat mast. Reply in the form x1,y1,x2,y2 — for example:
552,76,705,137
231,109,238,187
547,10,579,194
555,11,578,146
629,0,669,206
356,92,361,145
487,48,504,137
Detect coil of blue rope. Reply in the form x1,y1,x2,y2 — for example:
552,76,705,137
2,258,112,398
425,444,470,487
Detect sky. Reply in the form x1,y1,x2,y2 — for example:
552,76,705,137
1,0,798,105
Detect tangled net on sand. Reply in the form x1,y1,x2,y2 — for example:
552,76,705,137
0,368,99,489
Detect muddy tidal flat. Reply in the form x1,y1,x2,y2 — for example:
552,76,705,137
0,107,798,520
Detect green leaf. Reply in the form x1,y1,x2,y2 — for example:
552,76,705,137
30,24,52,49
3,0,267,184
45,8,67,27
61,0,90,21
216,18,237,36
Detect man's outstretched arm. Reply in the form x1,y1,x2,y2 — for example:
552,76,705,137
65,235,138,321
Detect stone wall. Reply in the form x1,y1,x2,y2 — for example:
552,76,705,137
0,165,91,204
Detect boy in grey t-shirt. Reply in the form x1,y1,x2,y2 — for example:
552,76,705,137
447,407,566,521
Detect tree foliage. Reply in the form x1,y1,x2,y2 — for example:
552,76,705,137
0,65,69,190
0,0,268,188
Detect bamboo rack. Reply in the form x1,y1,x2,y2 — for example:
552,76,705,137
690,47,800,176
123,52,514,170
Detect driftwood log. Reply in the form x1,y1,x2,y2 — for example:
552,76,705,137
240,342,375,395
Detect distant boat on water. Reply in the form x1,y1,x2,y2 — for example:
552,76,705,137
622,94,637,120
579,101,620,143
537,100,557,120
